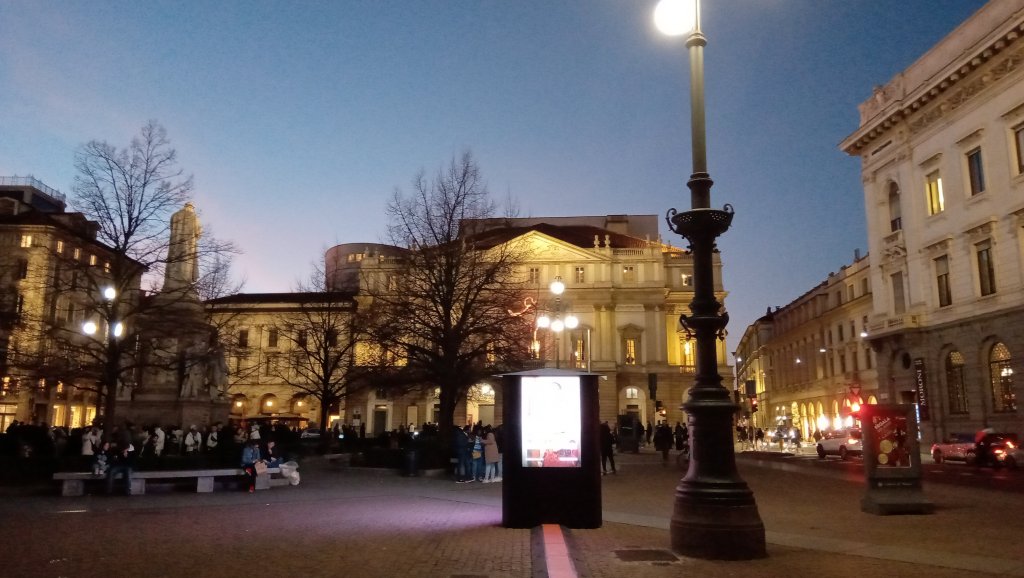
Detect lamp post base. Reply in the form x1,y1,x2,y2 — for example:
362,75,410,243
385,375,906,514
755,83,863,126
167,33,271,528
670,398,766,560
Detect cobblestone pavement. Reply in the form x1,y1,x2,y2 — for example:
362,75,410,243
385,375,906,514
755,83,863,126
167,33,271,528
2,449,1022,578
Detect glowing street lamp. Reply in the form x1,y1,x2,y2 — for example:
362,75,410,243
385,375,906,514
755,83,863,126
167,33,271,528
658,0,766,560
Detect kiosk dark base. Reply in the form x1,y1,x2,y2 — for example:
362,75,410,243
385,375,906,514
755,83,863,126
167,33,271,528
501,369,602,529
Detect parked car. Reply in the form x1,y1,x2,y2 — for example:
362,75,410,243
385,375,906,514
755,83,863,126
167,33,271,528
930,433,976,464
816,428,862,460
299,428,321,440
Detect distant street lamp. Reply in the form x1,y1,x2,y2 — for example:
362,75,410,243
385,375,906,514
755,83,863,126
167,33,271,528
82,285,125,432
658,0,766,560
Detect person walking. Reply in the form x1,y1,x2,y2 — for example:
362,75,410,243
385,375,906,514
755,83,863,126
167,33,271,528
654,422,673,465
600,421,617,475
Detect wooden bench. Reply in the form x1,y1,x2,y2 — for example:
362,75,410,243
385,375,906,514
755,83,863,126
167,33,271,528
53,467,283,496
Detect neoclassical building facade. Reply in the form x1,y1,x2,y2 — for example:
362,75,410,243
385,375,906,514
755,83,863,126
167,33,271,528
840,1,1024,443
210,214,734,434
734,254,876,439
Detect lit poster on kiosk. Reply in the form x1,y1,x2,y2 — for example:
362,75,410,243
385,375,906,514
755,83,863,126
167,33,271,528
521,375,582,468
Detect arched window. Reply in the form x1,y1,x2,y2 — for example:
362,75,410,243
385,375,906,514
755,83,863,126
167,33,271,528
887,182,902,232
258,394,278,415
625,387,639,400
989,343,1016,413
945,351,968,414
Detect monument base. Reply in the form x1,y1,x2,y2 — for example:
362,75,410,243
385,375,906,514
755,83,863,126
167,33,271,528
122,396,230,428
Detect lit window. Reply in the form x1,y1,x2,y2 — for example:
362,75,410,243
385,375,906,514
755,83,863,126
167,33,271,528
73,248,81,260
20,235,31,248
935,255,951,307
624,338,637,365
966,148,985,196
528,267,539,284
622,266,636,283
574,266,585,284
104,262,111,273
925,171,944,215
56,240,64,254
681,273,692,287
89,254,97,266
989,343,1015,413
976,240,996,296
625,386,639,399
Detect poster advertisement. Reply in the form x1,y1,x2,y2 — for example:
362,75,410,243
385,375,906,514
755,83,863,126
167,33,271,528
521,375,581,468
870,410,911,468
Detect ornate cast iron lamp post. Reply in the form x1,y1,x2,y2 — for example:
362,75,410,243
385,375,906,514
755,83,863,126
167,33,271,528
656,0,766,560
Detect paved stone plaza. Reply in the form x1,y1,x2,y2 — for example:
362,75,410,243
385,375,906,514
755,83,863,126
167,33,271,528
1,450,1022,577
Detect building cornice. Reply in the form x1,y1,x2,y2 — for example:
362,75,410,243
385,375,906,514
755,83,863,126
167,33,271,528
841,7,1024,156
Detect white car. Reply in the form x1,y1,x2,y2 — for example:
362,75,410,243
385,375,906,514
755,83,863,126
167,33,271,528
299,428,321,439
816,429,863,460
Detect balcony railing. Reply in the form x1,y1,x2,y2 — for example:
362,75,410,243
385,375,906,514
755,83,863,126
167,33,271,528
0,176,67,204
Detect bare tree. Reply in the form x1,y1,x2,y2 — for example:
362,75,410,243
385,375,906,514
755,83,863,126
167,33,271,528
365,151,533,441
13,121,237,435
265,257,372,451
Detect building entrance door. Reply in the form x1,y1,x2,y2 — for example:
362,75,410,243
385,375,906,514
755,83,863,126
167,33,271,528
373,405,387,435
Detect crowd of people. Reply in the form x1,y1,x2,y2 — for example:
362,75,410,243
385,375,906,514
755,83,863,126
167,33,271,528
451,423,503,483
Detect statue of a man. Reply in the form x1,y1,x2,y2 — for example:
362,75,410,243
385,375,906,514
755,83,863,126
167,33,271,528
207,344,230,397
181,340,208,399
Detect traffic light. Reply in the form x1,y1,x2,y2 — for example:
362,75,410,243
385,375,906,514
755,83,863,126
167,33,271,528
750,398,759,413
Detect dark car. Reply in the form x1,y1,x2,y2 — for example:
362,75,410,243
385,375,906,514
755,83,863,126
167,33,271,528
978,433,1019,468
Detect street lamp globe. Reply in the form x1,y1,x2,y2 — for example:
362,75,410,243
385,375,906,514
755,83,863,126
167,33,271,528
564,315,579,330
102,287,117,300
112,322,124,338
654,0,697,36
549,277,565,296
550,318,565,333
537,315,551,329
82,321,98,335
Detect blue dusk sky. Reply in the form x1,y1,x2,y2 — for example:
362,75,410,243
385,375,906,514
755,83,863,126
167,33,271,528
0,0,989,344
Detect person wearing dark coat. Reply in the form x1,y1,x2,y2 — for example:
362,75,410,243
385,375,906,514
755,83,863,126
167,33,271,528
600,422,617,475
653,422,673,464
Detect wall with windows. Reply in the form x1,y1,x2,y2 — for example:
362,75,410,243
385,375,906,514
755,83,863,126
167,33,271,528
841,1,1024,442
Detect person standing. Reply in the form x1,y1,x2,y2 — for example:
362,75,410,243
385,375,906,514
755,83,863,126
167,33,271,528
600,421,617,475
453,425,471,483
645,421,654,447
482,427,500,483
206,424,219,453
184,425,202,454
470,428,485,482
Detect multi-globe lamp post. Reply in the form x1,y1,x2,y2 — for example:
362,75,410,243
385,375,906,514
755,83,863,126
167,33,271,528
535,276,578,369
82,286,125,430
656,0,766,559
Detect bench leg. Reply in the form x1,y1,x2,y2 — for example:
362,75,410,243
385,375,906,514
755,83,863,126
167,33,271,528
196,476,214,492
130,478,146,496
255,473,270,490
62,480,84,497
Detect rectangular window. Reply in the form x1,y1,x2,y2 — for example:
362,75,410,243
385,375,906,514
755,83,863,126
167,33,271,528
847,285,854,301
1015,124,1024,174
574,266,585,284
624,338,637,365
935,255,951,307
528,267,540,284
268,328,279,348
16,259,28,280
55,240,64,254
966,148,985,195
20,235,31,248
864,347,873,370
837,324,844,343
622,266,636,283
839,353,847,374
297,330,308,348
925,171,944,215
976,240,996,296
891,272,906,314
861,278,869,296
238,329,249,348
681,273,692,287
73,248,81,260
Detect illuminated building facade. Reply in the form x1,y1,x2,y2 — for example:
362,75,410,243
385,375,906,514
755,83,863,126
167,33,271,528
210,214,732,434
734,254,877,439
841,1,1024,443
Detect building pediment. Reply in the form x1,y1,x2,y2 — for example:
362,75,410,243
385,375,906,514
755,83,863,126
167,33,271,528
508,230,606,263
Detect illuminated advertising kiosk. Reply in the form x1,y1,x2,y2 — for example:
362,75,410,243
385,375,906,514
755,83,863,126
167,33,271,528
501,369,601,529
860,404,934,515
